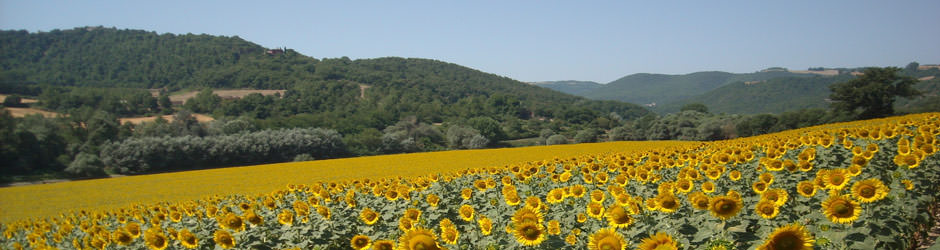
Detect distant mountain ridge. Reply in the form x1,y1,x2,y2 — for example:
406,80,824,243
529,80,602,95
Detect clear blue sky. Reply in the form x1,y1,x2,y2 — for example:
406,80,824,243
2,0,938,83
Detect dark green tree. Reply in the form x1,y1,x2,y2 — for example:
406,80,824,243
829,67,920,119
680,103,709,113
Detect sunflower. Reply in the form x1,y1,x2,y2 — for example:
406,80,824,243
111,229,134,246
478,216,493,235
588,228,627,250
765,159,784,171
398,217,415,232
701,181,716,193
547,220,561,235
759,172,775,184
513,206,544,224
657,194,680,213
373,240,395,250
577,213,588,223
317,206,331,220
177,229,198,249
547,188,566,204
143,228,168,250
349,234,372,250
277,209,294,225
441,228,459,245
590,190,606,203
851,178,889,203
755,200,779,219
460,188,473,200
426,194,441,207
638,232,678,250
125,222,141,239
218,212,245,232
360,208,380,225
459,204,475,221
821,194,861,224
676,179,693,193
752,181,769,194
796,181,816,198
566,233,578,245
902,179,914,190
709,195,742,220
729,170,742,181
761,188,789,206
505,193,522,206
525,196,543,209
570,185,586,198
245,210,263,226
824,169,851,190
894,154,920,168
706,170,722,180
512,222,546,246
474,179,488,191
397,228,440,250
587,202,606,219
605,205,633,228
690,192,710,210
756,223,814,250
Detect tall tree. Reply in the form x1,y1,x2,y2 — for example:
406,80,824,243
829,67,920,119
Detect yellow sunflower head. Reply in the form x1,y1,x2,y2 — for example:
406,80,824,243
441,228,459,245
477,216,493,235
570,184,586,198
851,178,889,203
759,172,775,184
676,179,693,193
245,210,263,226
372,240,395,250
796,181,816,198
397,228,440,250
143,228,168,250
277,209,294,226
590,190,606,203
459,204,475,222
821,194,861,224
360,208,380,225
709,195,742,220
690,192,710,210
460,188,473,200
824,169,851,190
756,223,814,250
657,194,680,213
588,228,627,250
605,205,633,229
317,206,331,220
752,181,769,194
547,220,561,235
350,235,372,250
177,229,198,249
125,222,141,239
111,229,134,246
513,206,544,225
729,170,742,181
547,188,566,204
902,179,914,190
755,200,779,219
426,194,441,207
701,181,716,194
525,196,542,209
512,222,546,246
398,217,415,232
761,188,789,206
587,202,606,219
638,232,678,250
218,212,244,232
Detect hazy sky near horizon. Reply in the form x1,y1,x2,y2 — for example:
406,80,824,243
2,0,939,83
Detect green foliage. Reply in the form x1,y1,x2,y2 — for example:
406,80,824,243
680,103,709,113
100,127,346,174
468,116,505,145
545,134,567,145
574,128,599,143
530,80,603,95
830,67,921,119
64,152,107,178
582,70,814,105
445,125,488,149
661,75,852,114
1,94,23,107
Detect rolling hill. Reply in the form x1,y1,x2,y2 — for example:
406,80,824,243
580,70,818,105
0,27,650,123
655,75,855,114
529,80,602,95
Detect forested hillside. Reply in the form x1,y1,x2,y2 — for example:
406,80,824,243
657,75,855,114
0,27,650,180
580,70,814,105
530,80,602,95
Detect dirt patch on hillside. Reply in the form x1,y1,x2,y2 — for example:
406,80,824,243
167,89,286,104
2,107,63,118
119,113,215,125
0,94,38,104
919,76,935,81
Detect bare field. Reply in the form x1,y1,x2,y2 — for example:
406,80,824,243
0,94,38,104
2,107,63,118
119,113,215,125
164,89,286,103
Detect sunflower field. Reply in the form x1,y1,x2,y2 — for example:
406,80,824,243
1,113,939,250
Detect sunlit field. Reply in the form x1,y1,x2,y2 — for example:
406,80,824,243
1,113,938,249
